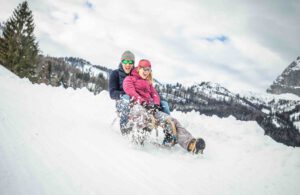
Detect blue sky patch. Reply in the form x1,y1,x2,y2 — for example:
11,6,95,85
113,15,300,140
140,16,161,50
85,1,93,9
203,35,229,43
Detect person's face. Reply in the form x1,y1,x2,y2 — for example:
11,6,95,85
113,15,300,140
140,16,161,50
138,66,151,79
122,59,134,74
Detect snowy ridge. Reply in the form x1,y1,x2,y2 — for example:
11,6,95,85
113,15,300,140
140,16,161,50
63,57,109,78
241,91,300,112
202,84,300,133
242,90,300,102
242,91,300,130
276,58,300,82
267,56,300,96
1,64,300,195
286,57,300,72
195,82,235,98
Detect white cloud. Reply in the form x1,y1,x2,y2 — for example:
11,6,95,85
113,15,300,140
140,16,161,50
0,0,299,93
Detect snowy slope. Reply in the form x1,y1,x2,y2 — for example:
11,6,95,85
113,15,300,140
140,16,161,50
0,65,300,195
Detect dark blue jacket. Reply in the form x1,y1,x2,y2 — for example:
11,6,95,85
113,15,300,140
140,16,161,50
109,64,131,100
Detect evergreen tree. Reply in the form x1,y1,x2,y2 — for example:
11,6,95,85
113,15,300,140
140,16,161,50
0,1,39,79
0,22,4,65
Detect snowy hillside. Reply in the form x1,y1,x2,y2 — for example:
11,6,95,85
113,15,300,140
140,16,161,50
63,57,110,78
35,55,109,95
1,65,300,195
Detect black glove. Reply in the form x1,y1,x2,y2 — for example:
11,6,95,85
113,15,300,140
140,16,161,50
153,104,161,112
146,104,161,114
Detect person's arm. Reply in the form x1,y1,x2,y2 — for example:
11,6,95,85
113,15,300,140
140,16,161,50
108,70,124,100
150,84,161,105
123,77,145,104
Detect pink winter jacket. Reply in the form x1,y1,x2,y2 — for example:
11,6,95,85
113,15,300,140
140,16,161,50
123,68,160,105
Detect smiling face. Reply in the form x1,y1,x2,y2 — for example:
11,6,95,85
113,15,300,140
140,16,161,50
121,59,134,74
138,66,152,79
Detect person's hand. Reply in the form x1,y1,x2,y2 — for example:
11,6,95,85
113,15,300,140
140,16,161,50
119,92,125,99
146,104,161,114
141,101,148,108
153,104,161,112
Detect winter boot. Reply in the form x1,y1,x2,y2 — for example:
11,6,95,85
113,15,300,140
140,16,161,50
188,138,206,154
162,132,173,145
121,126,133,135
162,131,177,146
143,126,152,132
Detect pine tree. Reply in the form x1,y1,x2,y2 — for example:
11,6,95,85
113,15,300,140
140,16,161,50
0,1,39,79
0,22,4,65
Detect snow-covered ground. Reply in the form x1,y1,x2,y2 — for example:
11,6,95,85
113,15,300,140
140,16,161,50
0,65,300,195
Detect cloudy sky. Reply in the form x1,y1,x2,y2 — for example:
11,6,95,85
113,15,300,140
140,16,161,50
1,0,300,93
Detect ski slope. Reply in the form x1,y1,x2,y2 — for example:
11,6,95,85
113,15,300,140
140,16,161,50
0,65,299,195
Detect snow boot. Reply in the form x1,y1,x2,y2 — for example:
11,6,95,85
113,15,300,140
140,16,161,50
162,131,177,146
121,126,133,135
143,126,152,132
188,138,206,154
162,132,173,144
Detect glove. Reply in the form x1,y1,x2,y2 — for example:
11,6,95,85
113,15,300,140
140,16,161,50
118,92,125,99
150,104,161,112
146,104,161,114
153,104,162,112
141,101,148,108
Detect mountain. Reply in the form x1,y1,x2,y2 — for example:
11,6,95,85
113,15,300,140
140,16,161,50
267,56,300,96
63,56,112,78
1,64,300,195
155,82,300,147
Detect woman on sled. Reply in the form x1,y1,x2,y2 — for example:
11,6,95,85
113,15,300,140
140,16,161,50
123,59,206,154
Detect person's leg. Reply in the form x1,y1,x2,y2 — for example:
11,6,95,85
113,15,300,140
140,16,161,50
127,104,154,144
154,111,194,150
168,117,205,153
160,100,170,115
170,118,194,150
116,94,131,134
128,104,152,130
